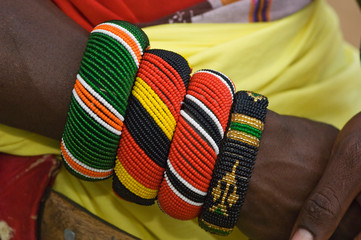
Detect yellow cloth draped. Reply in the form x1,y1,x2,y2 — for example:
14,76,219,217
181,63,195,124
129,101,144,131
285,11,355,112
1,0,360,239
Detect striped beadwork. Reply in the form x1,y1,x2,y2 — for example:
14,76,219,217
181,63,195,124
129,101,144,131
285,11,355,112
113,49,191,205
61,21,149,181
199,91,268,235
157,70,235,220
60,21,270,232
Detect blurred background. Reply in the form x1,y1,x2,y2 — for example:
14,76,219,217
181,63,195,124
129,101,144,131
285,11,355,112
328,0,361,48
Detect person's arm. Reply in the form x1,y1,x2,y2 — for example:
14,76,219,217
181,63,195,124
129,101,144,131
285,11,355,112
0,0,88,139
1,1,360,239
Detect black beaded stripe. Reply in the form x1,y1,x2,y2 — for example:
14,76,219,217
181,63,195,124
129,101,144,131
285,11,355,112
233,91,268,121
125,95,170,168
182,104,221,151
222,145,258,162
165,163,205,203
181,110,220,160
183,98,223,144
112,173,155,206
226,139,258,154
146,49,191,88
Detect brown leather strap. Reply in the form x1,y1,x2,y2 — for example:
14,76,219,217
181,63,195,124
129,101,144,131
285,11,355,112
39,190,139,240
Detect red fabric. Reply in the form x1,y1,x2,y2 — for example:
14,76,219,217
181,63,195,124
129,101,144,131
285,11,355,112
0,154,60,240
52,0,205,31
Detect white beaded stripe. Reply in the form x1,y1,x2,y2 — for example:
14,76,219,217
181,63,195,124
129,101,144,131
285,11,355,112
62,158,111,180
196,70,234,99
167,159,207,196
185,94,224,138
211,70,236,95
100,23,143,56
77,74,124,122
73,89,122,135
92,29,139,67
61,139,114,174
164,172,203,207
181,110,219,155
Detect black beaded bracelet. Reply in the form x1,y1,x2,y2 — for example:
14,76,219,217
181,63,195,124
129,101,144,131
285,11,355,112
198,91,268,235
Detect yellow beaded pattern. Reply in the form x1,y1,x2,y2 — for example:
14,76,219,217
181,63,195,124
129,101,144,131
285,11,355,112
114,157,158,199
132,77,176,140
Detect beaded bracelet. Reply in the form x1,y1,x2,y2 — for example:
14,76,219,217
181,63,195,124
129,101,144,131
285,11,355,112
61,21,149,181
198,91,268,235
157,70,235,220
113,49,191,205
60,21,271,235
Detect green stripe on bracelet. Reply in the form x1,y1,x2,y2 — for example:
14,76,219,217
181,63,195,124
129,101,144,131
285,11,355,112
229,122,262,139
198,219,232,235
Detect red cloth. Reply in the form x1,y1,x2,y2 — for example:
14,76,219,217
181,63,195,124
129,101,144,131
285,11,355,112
0,154,60,240
52,0,205,31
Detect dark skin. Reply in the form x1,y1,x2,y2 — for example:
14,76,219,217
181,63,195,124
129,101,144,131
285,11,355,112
291,112,361,240
1,0,361,239
237,112,361,240
0,0,87,138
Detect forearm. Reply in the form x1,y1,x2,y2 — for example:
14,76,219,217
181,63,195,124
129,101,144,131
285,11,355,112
0,0,88,140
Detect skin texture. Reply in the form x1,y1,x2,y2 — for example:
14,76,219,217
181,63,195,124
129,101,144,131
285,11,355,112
237,111,361,240
0,0,88,139
291,112,361,240
1,0,360,239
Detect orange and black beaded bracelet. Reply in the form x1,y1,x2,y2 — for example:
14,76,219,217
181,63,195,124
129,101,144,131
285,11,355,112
113,49,191,205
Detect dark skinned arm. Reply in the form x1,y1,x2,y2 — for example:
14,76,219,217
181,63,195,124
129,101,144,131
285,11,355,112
1,1,360,239
0,0,87,139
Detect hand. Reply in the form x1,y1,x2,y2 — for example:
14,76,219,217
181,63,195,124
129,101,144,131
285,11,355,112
236,110,361,240
291,112,361,240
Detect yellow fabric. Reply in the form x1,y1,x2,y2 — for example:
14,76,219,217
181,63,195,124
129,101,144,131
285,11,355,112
0,124,60,156
1,0,360,239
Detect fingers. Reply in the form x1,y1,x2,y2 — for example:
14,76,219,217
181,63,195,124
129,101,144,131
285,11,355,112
290,113,361,240
330,201,361,240
355,232,361,240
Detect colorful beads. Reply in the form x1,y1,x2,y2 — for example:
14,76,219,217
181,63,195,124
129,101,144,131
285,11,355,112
157,70,235,220
61,21,270,235
61,20,149,181
198,91,268,235
113,49,191,205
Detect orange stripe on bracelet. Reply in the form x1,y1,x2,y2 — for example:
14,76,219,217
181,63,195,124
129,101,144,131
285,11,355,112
93,23,142,64
118,128,164,189
61,141,113,178
74,82,123,131
75,79,123,126
143,53,187,97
